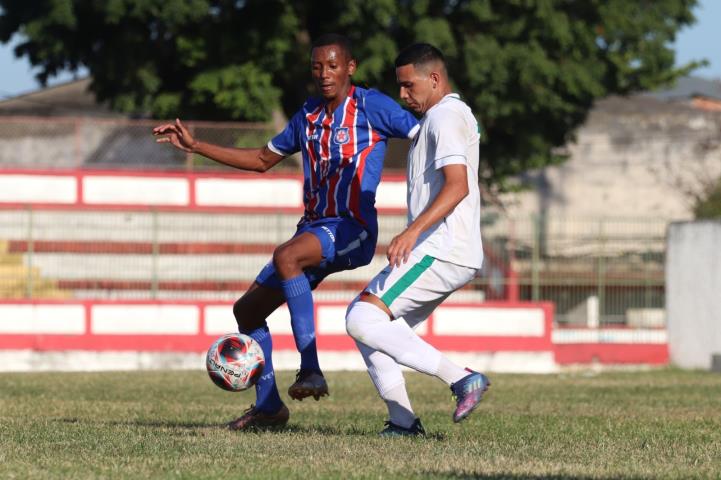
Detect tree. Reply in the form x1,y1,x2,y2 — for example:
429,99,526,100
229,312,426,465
694,180,721,219
651,123,721,219
0,0,702,190
689,138,721,219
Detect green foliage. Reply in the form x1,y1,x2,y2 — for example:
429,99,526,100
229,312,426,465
694,179,721,219
189,64,280,121
0,0,702,189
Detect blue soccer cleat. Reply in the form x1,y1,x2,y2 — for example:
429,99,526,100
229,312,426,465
450,369,491,423
378,418,426,437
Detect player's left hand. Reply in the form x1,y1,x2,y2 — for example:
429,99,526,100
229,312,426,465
387,227,420,267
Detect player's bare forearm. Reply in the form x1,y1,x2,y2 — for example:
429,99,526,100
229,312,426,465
387,164,469,266
153,118,284,172
192,142,284,173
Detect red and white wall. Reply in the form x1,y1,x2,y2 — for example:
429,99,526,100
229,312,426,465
0,300,668,372
0,170,670,371
0,169,407,213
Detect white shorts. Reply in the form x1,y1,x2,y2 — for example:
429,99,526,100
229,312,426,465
363,251,478,328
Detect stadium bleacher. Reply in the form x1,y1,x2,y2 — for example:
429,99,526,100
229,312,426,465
0,170,669,370
0,208,487,303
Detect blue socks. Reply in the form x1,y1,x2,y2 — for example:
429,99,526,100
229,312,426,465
242,325,283,414
238,273,318,413
281,274,321,373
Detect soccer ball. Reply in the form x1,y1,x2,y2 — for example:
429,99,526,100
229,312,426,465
206,333,265,392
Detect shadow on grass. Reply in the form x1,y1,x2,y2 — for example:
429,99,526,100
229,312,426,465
51,416,447,440
282,423,447,441
53,417,221,430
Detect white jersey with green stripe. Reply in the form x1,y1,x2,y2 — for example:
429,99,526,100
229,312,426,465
406,93,483,269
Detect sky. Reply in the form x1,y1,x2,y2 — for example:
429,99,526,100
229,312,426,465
1,0,720,100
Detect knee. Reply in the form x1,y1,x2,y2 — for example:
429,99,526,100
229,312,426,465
232,298,250,332
272,243,298,273
233,298,265,334
346,299,368,340
233,298,244,330
346,299,385,342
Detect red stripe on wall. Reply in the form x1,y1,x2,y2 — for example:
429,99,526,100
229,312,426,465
0,299,668,365
554,343,669,365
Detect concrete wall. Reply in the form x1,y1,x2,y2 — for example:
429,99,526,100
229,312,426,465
666,221,721,369
0,299,670,372
503,96,721,223
0,300,559,373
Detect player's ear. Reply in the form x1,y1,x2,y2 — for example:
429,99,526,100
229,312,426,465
430,71,440,88
347,58,357,76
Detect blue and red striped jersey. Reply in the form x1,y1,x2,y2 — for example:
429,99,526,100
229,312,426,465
267,85,418,239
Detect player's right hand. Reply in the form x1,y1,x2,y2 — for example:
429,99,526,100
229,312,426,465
152,118,197,153
386,226,420,267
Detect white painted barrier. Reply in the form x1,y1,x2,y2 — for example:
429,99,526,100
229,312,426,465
0,169,408,212
0,300,669,372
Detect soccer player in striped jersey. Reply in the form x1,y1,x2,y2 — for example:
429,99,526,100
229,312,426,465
153,34,418,430
345,43,490,436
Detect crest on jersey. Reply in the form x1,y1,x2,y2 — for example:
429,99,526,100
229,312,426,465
333,127,350,145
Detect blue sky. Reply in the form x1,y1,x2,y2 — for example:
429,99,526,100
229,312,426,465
1,0,720,99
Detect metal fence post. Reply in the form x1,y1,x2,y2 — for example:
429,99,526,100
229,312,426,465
506,218,520,302
532,214,541,301
185,122,195,171
25,206,34,299
597,219,606,324
644,250,653,310
74,118,82,167
276,210,283,244
151,208,159,299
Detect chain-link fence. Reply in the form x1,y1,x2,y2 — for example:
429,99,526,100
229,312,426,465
479,215,666,326
0,116,292,171
0,206,666,326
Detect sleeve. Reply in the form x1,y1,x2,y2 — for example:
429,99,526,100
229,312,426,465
363,91,419,140
268,109,304,156
428,110,469,170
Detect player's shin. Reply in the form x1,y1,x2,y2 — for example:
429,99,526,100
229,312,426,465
240,325,283,413
355,340,417,430
282,274,321,372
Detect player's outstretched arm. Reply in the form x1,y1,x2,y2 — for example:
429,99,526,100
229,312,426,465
153,118,284,172
387,164,469,267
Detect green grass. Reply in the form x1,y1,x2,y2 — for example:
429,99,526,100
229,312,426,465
1,369,720,479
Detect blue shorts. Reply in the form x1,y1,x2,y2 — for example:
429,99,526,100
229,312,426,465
255,217,376,290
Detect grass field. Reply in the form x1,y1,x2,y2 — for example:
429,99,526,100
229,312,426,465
1,369,720,479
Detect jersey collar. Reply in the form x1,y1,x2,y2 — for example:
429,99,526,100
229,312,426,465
323,85,356,116
424,93,461,117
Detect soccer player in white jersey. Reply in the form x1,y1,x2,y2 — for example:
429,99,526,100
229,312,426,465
345,43,490,436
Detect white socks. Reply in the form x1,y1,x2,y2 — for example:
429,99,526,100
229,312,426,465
346,300,469,386
355,341,417,429
436,357,469,385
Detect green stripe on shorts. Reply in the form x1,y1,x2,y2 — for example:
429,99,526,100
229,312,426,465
380,255,435,306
